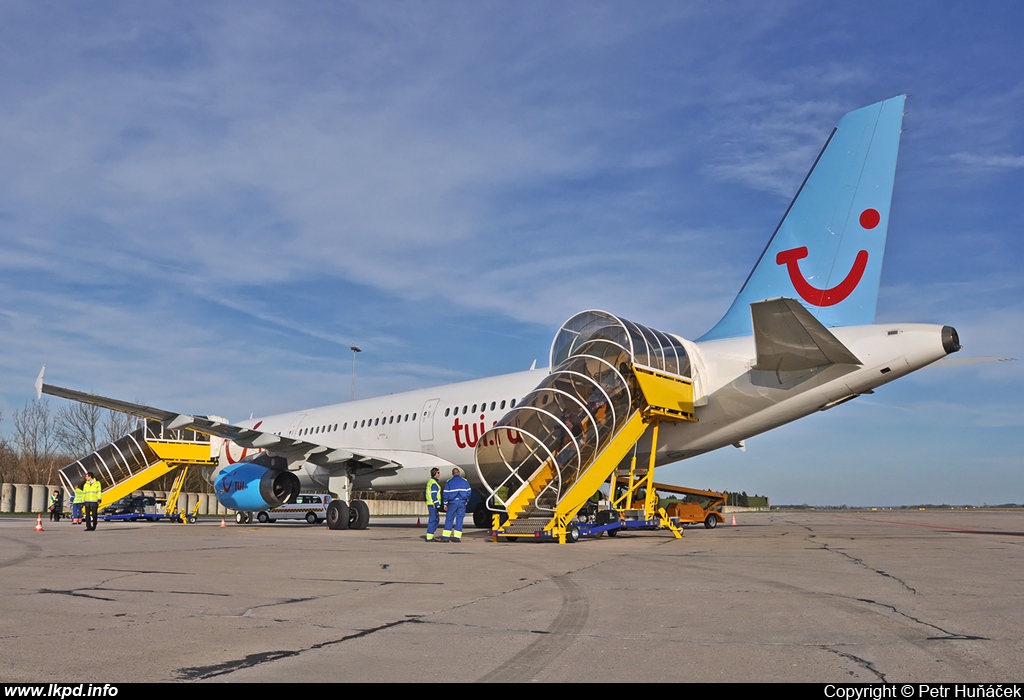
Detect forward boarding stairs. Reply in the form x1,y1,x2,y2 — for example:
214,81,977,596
58,420,218,506
475,311,699,544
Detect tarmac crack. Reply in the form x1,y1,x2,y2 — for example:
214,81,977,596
100,587,232,596
823,647,887,681
38,588,117,601
854,597,988,641
172,619,411,680
37,571,167,602
238,596,321,616
97,568,193,575
818,543,918,594
323,578,444,586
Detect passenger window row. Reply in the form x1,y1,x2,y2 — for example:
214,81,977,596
291,396,520,438
443,398,517,418
298,412,418,436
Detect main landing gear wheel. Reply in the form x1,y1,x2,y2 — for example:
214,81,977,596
472,504,489,529
349,499,370,530
473,504,506,529
704,514,718,529
235,512,251,524
327,500,349,530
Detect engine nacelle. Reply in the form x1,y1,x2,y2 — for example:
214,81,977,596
214,461,301,512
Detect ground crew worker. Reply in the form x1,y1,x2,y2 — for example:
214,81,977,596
48,490,61,522
72,484,85,524
437,467,471,543
424,467,442,542
81,472,102,531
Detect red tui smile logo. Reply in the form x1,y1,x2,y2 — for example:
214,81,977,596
224,420,262,464
776,208,879,307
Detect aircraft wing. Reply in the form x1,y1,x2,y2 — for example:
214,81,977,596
750,297,862,372
36,368,400,471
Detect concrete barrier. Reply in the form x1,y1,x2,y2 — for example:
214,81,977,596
365,500,425,516
31,485,48,513
0,485,432,518
13,484,30,513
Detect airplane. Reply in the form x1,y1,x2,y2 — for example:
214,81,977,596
39,94,962,532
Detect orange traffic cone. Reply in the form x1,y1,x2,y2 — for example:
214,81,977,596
220,517,227,528
731,514,737,526
416,516,421,526
35,514,44,532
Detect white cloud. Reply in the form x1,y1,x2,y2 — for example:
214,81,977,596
948,152,1024,171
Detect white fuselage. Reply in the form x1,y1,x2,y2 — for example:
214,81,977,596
222,322,952,494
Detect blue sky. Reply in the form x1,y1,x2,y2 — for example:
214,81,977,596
1,1,1021,506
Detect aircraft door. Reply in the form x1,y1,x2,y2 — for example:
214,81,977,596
287,412,311,438
419,398,440,442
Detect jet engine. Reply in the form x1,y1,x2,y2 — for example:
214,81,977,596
213,460,300,512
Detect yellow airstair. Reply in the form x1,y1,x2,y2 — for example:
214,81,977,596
475,311,699,544
58,420,218,509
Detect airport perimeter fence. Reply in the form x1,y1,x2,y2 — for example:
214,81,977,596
0,482,426,517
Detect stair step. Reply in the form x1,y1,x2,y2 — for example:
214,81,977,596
499,517,550,535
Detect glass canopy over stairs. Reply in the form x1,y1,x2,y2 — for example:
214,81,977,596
58,420,218,506
475,310,698,543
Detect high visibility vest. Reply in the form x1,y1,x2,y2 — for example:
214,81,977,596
425,478,441,507
73,488,85,505
82,480,102,502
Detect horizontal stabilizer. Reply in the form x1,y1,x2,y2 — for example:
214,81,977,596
751,298,861,372
931,355,1015,367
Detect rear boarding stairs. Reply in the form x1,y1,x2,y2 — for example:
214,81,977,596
59,420,218,521
475,311,701,544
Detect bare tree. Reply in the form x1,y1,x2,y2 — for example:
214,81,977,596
103,409,139,444
0,439,14,483
12,399,62,484
55,401,105,454
54,399,140,456
0,412,18,484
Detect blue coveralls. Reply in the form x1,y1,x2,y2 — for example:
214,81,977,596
440,474,472,542
425,477,442,541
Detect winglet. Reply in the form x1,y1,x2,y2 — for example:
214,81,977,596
34,365,45,400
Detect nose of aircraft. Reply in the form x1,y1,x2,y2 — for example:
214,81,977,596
942,326,961,354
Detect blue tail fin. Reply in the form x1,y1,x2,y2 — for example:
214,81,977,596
700,95,906,341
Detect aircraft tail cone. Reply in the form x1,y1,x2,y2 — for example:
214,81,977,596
220,517,226,528
731,515,737,526
35,514,44,532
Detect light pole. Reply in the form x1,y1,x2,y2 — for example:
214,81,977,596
350,346,362,401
